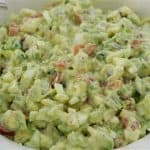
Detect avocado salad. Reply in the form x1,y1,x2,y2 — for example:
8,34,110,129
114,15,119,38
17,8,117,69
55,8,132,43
0,0,150,149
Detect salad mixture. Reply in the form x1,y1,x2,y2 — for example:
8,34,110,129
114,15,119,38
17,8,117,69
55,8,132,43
0,0,150,149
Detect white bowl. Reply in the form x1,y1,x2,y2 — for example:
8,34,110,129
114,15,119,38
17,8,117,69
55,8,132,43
0,0,149,150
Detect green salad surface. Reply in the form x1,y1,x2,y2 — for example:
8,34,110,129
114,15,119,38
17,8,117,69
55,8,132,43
0,0,150,149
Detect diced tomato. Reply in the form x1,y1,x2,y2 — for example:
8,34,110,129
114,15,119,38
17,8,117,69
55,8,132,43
106,80,122,89
55,61,66,69
73,10,81,25
84,44,96,56
0,126,14,136
72,44,85,55
131,39,143,49
120,117,129,128
8,23,19,36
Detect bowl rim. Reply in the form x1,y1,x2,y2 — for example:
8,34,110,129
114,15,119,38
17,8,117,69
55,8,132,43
0,0,149,150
